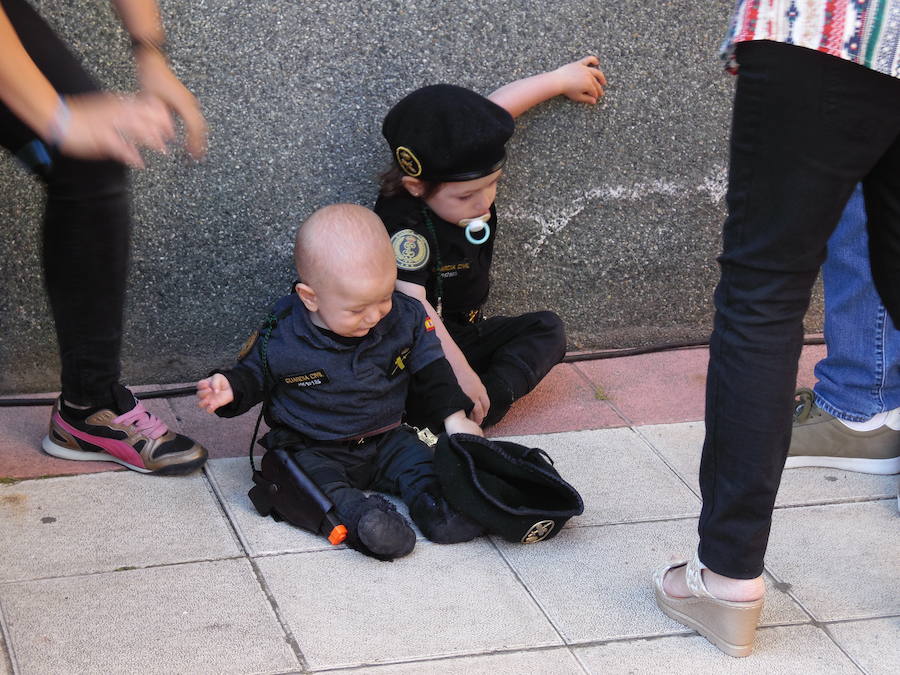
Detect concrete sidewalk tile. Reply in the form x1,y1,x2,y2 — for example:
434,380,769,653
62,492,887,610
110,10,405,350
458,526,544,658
0,559,298,674
766,501,900,622
638,421,896,505
168,397,269,459
206,456,341,555
0,395,186,480
571,344,825,428
826,617,900,675
327,648,584,674
496,519,806,644
0,471,240,582
487,364,626,437
797,344,828,389
0,629,10,675
206,457,420,557
498,429,698,526
575,624,858,674
0,404,118,479
572,349,710,425
256,541,562,670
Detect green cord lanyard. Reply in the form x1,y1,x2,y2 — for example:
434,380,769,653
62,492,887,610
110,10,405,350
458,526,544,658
421,207,444,318
249,307,289,473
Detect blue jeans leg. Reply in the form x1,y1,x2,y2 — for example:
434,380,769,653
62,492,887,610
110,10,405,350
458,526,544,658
814,184,900,421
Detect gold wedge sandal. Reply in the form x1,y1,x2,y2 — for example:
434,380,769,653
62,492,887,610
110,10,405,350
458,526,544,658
654,555,764,658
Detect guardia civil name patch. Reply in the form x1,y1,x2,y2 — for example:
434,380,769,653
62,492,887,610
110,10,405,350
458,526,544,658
391,229,430,271
283,369,329,387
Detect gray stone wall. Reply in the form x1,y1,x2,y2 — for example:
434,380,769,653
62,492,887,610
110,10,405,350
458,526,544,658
0,0,822,393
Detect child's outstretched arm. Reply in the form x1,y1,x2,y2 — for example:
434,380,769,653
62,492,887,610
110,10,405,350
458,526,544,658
488,55,607,118
196,373,235,413
396,279,491,425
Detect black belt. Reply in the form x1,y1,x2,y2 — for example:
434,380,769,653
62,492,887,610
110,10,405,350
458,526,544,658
264,422,403,449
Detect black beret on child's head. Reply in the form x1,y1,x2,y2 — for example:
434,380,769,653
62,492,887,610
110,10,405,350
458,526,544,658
382,84,515,183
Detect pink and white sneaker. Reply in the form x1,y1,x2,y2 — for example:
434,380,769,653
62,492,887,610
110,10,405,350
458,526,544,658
42,384,207,475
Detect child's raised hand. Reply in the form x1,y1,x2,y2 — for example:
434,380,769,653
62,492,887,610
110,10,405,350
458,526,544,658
554,55,607,104
196,374,234,413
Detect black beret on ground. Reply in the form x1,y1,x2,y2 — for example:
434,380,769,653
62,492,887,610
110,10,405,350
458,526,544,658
382,84,515,182
434,433,584,543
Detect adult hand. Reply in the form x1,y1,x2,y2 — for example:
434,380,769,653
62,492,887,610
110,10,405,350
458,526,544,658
56,92,173,167
196,374,234,413
554,55,607,104
135,48,207,158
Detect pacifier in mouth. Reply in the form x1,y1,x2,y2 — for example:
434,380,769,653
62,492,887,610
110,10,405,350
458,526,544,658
459,216,491,245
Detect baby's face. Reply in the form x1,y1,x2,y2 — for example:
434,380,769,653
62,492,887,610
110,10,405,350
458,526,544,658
307,271,395,338
423,170,501,226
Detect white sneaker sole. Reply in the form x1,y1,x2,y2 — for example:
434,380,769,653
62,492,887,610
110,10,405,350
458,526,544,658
784,455,900,475
41,435,152,473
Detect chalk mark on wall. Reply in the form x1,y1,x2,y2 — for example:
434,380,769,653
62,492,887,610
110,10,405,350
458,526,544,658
507,168,728,255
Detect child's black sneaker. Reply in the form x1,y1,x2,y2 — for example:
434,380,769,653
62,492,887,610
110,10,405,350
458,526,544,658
41,384,208,475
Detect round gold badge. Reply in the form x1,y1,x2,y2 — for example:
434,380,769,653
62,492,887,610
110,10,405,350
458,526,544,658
391,229,430,271
521,520,555,544
395,146,423,177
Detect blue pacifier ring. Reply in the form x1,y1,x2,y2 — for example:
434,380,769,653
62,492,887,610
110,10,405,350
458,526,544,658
464,221,491,245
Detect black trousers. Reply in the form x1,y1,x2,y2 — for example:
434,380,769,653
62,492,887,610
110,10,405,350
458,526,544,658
0,0,130,406
451,311,566,391
699,41,900,578
289,426,436,521
406,310,566,428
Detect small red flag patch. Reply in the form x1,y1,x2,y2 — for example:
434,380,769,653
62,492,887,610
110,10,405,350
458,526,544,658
424,317,435,332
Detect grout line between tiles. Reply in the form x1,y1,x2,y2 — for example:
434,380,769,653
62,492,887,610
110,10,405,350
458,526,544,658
486,535,573,648
304,643,588,673
567,363,633,427
0,555,248,587
0,595,20,675
202,461,255,556
629,425,704,501
246,557,309,673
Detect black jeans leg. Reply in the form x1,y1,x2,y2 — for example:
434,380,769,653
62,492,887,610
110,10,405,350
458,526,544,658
0,0,131,406
698,41,900,578
452,311,566,393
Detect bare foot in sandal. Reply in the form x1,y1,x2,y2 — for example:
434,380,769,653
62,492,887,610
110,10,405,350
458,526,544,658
663,562,765,602
654,555,765,657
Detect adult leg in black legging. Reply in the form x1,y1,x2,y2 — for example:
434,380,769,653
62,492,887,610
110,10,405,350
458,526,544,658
0,0,129,408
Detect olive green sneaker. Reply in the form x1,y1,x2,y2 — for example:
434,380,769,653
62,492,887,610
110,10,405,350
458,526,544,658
785,388,900,475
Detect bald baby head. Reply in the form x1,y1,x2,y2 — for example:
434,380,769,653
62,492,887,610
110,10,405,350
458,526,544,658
294,203,396,288
293,204,398,337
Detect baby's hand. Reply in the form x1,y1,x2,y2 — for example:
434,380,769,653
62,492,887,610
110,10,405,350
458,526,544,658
555,55,607,104
444,410,485,437
196,373,234,413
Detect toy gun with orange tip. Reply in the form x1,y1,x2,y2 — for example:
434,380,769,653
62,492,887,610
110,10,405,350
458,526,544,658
249,448,347,545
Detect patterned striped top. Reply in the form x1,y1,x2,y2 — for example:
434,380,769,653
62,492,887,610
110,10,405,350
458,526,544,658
722,0,900,78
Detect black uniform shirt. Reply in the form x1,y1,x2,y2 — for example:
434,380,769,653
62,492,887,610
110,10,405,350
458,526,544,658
375,192,496,322
217,291,451,440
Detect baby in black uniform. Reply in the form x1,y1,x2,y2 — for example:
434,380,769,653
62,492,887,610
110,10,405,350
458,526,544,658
197,204,483,560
